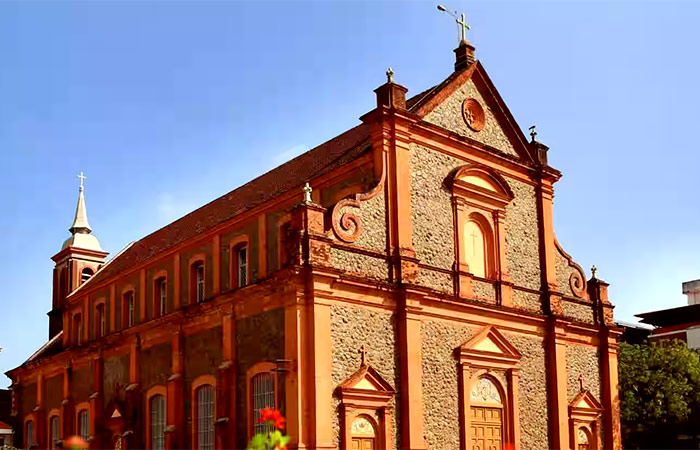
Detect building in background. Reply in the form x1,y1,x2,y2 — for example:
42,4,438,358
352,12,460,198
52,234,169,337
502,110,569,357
637,279,700,348
6,33,622,450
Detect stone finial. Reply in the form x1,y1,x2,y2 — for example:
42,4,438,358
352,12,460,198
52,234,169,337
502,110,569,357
302,182,312,203
591,265,598,279
386,66,394,84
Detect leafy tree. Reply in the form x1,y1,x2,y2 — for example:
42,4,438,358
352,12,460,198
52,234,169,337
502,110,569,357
619,340,700,447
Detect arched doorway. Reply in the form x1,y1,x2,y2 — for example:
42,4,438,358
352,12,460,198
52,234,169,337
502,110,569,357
350,415,377,450
470,376,504,450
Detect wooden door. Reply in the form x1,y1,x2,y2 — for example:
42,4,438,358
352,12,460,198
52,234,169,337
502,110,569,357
470,406,503,450
351,437,375,450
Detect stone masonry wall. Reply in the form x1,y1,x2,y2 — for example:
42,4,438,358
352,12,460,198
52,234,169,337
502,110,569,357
330,305,399,450
423,79,518,157
566,345,602,444
409,144,542,296
504,332,551,450
422,320,476,450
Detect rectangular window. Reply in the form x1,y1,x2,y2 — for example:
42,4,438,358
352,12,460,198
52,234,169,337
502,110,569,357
128,294,135,327
78,409,90,440
73,314,82,346
159,279,167,316
96,304,105,338
196,264,205,303
238,247,248,287
50,415,59,450
26,421,33,447
150,395,166,450
252,373,275,435
197,385,215,450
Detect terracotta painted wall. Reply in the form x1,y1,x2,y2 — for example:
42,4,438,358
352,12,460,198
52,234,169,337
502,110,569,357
103,354,129,404
44,375,63,412
330,305,399,450
235,309,285,449
140,342,172,391
71,367,93,404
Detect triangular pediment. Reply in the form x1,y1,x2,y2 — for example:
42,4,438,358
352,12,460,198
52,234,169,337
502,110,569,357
461,326,522,358
410,62,535,164
570,389,603,411
339,364,394,394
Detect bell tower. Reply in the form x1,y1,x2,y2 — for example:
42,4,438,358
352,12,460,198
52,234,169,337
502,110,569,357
48,173,108,339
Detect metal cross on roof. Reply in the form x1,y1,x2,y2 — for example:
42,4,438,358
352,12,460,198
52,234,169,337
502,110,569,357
437,5,471,43
529,125,537,143
77,172,87,190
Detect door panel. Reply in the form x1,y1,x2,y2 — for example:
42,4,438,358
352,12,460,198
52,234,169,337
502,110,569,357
470,406,503,450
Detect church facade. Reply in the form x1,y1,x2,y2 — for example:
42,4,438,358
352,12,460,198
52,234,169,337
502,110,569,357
7,39,621,450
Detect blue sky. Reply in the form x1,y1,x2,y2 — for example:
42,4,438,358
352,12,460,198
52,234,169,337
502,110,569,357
1,0,699,386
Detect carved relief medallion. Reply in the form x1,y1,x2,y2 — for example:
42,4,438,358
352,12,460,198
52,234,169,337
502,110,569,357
462,98,485,132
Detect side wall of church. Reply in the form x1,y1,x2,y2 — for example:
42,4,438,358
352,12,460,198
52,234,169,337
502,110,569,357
235,308,285,450
330,304,399,450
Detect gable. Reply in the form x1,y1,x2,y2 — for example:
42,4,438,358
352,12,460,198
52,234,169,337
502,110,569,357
461,325,522,358
339,364,394,394
413,63,534,164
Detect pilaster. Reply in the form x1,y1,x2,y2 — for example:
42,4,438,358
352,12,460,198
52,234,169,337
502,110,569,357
166,330,184,450
546,319,570,450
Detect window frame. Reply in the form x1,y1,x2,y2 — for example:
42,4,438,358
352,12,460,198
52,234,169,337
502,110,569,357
80,267,94,284
48,409,61,450
457,325,522,450
24,416,34,449
94,300,106,339
152,270,168,319
451,165,514,303
120,286,136,330
191,375,217,450
146,385,167,450
75,402,91,442
228,236,250,290
188,256,206,304
246,362,278,439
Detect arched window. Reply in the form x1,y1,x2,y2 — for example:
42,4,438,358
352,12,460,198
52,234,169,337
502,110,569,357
578,427,591,450
451,165,514,300
191,261,205,304
195,385,215,450
73,313,82,346
236,244,248,288
150,394,166,450
49,414,60,450
251,372,275,435
95,303,105,338
25,420,34,448
77,409,90,440
464,220,487,278
81,267,94,284
122,292,135,328
154,277,167,318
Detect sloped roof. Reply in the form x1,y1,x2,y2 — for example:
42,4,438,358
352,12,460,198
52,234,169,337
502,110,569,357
75,123,371,293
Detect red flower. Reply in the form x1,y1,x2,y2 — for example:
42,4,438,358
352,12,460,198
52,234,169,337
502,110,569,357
258,407,286,430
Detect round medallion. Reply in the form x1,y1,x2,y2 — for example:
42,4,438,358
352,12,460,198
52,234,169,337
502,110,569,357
462,98,485,132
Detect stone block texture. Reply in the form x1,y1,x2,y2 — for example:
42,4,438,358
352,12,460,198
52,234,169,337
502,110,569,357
330,305,399,450
423,79,518,157
422,320,476,450
505,333,551,450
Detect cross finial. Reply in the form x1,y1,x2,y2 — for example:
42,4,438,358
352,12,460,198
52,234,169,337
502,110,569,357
529,125,537,143
302,182,313,203
437,5,470,44
578,373,585,391
591,265,598,279
77,172,87,191
359,345,368,366
386,66,394,83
